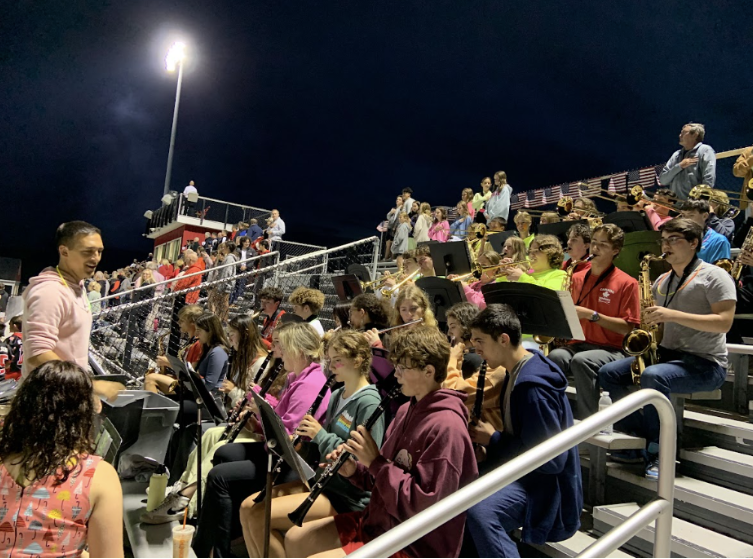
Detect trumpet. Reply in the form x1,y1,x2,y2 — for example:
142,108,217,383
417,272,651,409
520,197,574,217
688,185,741,219
380,269,420,297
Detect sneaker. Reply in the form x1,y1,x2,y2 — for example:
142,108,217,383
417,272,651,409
144,480,185,498
610,449,644,464
645,457,660,480
140,493,190,525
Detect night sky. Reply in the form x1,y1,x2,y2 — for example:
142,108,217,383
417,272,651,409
3,1,752,280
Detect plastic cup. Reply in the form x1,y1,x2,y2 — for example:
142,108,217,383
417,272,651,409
172,524,195,558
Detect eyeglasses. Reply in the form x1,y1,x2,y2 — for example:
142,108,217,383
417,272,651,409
658,236,686,247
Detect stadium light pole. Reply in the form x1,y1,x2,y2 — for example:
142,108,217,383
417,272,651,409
163,41,186,197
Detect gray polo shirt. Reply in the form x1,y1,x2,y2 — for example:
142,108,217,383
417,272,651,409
658,142,716,200
652,261,736,368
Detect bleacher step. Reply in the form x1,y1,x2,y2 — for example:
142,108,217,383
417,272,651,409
680,446,753,495
684,410,753,455
593,502,753,558
527,531,634,558
605,463,753,544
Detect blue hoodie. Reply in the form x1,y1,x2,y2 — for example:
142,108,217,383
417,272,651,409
487,350,582,545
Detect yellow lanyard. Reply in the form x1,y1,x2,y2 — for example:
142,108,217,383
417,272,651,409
56,266,92,313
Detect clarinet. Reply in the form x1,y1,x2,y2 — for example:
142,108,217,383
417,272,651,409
288,385,402,527
253,373,338,504
219,358,284,444
471,361,487,426
218,352,273,441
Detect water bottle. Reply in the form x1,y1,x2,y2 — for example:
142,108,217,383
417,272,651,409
146,464,169,512
599,391,613,436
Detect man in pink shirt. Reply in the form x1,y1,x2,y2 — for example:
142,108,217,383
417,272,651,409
23,221,121,400
642,188,676,230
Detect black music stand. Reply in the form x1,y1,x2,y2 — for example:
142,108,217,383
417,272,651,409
166,355,227,517
415,277,467,325
428,241,472,276
613,230,671,281
332,274,363,301
538,220,589,246
603,211,652,233
481,283,585,340
486,231,517,254
252,391,315,557
346,264,372,284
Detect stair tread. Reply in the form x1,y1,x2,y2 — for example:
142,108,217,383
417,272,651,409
595,502,753,556
682,445,753,467
573,420,645,450
531,531,634,558
685,410,753,439
607,464,753,520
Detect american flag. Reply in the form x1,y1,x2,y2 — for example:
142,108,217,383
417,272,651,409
527,189,543,205
627,167,658,190
542,187,554,205
510,193,523,210
608,172,627,193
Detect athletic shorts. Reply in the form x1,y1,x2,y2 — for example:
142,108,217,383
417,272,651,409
334,511,411,558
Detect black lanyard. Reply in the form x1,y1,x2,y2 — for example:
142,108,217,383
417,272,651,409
575,265,615,306
663,256,699,309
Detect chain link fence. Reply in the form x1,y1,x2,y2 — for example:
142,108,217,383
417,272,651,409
89,237,380,385
270,240,327,261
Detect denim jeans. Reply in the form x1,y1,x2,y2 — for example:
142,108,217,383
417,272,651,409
599,348,726,448
466,481,527,558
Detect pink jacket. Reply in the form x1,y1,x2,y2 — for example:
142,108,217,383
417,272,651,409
463,281,487,309
645,206,673,230
428,220,450,243
22,267,92,377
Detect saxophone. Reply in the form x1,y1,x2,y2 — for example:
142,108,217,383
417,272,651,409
622,253,666,386
534,255,593,355
723,227,753,281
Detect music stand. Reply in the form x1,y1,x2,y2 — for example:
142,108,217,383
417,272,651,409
166,354,227,517
346,264,372,284
332,274,363,301
252,391,315,557
613,230,671,281
538,220,589,246
415,277,467,325
486,231,517,254
481,283,585,340
603,211,652,233
428,241,472,277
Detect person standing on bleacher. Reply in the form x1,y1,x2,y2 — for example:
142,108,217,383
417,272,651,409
599,218,736,480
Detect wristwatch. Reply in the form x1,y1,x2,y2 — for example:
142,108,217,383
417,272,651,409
590,311,601,322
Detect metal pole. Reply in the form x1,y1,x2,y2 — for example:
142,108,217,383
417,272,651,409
163,59,184,196
370,237,380,282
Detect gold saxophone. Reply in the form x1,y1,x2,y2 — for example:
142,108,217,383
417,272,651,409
622,253,666,386
717,227,753,280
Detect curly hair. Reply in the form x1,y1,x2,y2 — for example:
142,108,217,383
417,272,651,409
390,325,451,383
288,287,326,315
446,302,481,342
258,286,285,303
0,361,95,485
351,293,390,329
531,234,565,269
325,330,372,377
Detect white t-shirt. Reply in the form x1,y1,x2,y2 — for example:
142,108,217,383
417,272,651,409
183,185,198,195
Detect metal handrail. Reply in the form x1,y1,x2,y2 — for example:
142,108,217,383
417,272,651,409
348,389,676,559
97,251,280,303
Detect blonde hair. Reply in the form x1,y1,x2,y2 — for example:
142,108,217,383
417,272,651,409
478,250,502,267
456,202,469,217
276,322,323,363
503,237,528,263
540,211,560,224
392,284,438,328
326,330,372,377
419,202,432,215
514,211,532,225
88,281,101,293
178,304,204,323
461,188,474,202
575,197,597,213
531,234,565,269
289,286,326,315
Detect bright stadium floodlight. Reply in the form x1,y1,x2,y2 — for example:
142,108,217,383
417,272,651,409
165,41,186,72
163,41,187,196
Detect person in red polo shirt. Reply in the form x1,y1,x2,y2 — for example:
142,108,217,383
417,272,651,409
174,250,203,304
549,224,640,418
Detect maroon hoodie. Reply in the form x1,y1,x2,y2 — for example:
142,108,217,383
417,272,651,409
348,388,478,558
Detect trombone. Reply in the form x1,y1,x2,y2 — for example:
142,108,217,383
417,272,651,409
450,261,529,282
688,185,741,218
619,184,681,214
379,269,420,297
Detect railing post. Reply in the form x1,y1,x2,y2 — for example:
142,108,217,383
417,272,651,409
370,237,380,281
200,199,206,225
223,204,230,231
